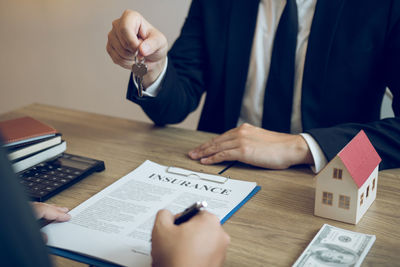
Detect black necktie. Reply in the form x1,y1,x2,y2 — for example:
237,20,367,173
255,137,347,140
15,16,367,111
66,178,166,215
262,0,299,133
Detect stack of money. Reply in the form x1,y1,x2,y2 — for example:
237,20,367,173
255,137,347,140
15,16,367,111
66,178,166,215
293,224,375,267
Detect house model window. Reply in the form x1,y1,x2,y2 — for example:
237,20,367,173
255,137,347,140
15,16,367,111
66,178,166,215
333,168,343,179
322,192,333,205
339,195,350,209
372,178,376,191
366,186,370,198
360,193,364,206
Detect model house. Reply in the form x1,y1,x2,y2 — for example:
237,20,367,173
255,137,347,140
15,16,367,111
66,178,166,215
314,130,381,224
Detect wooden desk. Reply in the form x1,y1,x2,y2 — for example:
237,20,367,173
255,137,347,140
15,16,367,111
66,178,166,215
1,104,399,266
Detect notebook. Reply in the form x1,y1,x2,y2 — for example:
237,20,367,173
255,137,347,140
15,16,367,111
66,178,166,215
8,134,62,161
0,117,57,147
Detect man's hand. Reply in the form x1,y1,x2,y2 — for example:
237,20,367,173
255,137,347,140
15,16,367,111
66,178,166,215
31,202,71,222
188,123,314,169
107,9,168,88
151,210,230,267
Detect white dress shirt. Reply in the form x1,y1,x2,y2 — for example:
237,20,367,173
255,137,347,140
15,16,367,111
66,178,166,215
141,0,327,172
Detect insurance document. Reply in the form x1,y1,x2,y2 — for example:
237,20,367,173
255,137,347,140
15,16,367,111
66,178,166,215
42,160,259,267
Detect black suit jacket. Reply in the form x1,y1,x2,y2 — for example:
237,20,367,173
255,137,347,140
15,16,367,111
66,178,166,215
127,0,400,170
0,142,52,266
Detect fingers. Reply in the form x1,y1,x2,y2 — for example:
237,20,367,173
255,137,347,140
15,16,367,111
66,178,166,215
107,41,134,70
107,9,168,73
189,124,262,165
115,10,143,51
31,202,71,222
151,209,175,254
190,211,220,226
107,11,144,69
154,209,175,230
139,28,167,58
108,29,135,61
113,10,164,57
189,139,239,160
200,149,243,165
189,129,238,159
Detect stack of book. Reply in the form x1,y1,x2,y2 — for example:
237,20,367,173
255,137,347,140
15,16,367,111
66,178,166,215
0,116,66,173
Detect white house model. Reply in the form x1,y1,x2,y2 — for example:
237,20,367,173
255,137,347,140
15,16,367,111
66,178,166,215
314,130,381,224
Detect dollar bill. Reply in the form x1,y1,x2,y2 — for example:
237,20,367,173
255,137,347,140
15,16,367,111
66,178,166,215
293,224,375,267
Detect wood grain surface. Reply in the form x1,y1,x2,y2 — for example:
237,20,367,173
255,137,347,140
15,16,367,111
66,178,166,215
1,104,399,267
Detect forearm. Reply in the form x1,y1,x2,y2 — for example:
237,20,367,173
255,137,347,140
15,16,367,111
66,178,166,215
127,59,204,125
306,117,400,170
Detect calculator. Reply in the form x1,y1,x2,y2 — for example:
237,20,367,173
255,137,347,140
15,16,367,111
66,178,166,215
17,153,105,202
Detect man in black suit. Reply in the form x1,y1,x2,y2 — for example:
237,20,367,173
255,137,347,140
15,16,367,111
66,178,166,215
0,144,229,266
107,0,400,171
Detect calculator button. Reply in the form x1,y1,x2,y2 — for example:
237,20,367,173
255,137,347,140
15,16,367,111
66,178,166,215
32,185,45,191
66,175,75,179
24,176,35,181
33,178,43,183
52,182,62,188
57,172,66,178
43,186,55,191
40,174,50,179
73,171,81,175
59,179,69,184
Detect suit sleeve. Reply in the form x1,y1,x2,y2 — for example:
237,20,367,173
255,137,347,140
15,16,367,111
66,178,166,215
306,7,400,170
126,0,205,126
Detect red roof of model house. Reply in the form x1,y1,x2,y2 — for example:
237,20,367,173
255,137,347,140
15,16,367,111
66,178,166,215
338,130,382,188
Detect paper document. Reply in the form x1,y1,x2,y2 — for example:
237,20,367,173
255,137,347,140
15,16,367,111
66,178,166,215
42,160,259,267
293,224,375,267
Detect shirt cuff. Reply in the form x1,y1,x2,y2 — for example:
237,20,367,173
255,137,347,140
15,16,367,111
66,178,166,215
300,133,328,173
133,57,168,97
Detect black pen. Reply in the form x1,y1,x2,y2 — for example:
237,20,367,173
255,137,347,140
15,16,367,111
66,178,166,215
174,201,208,225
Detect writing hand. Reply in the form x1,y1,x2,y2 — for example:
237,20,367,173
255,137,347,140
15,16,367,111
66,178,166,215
151,209,229,267
188,123,314,169
107,9,168,87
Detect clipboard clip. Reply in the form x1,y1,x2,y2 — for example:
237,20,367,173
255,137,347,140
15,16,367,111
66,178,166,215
166,166,229,184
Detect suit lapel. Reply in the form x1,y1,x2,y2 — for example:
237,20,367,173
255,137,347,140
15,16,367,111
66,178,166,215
302,0,347,130
223,0,260,131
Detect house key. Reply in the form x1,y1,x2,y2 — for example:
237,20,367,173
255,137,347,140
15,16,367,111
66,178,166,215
132,55,148,97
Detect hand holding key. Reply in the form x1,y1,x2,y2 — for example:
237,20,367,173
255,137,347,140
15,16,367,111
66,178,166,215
107,10,168,88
